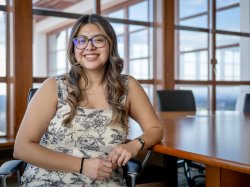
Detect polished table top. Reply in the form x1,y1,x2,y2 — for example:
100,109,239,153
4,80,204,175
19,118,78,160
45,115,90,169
153,111,250,175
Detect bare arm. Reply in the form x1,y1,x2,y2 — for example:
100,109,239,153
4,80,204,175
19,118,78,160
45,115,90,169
13,78,81,173
127,75,163,149
109,75,163,167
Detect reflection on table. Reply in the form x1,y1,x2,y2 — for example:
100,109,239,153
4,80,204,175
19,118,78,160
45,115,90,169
153,111,250,187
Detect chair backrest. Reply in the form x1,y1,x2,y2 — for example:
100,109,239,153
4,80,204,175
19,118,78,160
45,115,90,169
27,88,38,104
157,90,196,111
243,94,250,112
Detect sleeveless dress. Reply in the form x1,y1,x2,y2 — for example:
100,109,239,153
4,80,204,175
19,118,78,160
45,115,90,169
21,75,129,187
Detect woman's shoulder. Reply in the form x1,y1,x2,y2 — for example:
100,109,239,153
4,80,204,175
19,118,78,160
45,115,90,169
122,74,140,88
41,77,57,89
120,74,138,85
41,74,68,100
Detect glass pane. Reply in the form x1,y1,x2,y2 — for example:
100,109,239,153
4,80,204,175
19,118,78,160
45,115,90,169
217,0,240,9
177,30,211,80
217,33,239,46
148,0,154,22
0,0,6,5
129,29,149,59
179,15,208,28
216,35,250,81
117,35,124,59
105,9,125,19
48,50,67,76
217,1,250,33
217,7,241,32
33,0,93,14
0,11,6,76
0,83,6,136
179,30,208,52
142,84,154,104
178,51,209,80
128,118,142,139
129,59,150,79
129,25,146,32
176,85,211,111
179,0,207,18
216,47,240,81
216,86,240,111
32,83,42,88
56,31,66,50
129,1,148,22
111,23,124,35
33,16,75,77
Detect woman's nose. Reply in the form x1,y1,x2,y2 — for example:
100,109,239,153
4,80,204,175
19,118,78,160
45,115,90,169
85,40,95,50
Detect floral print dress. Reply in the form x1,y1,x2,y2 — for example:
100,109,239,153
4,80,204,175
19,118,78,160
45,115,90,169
21,75,128,187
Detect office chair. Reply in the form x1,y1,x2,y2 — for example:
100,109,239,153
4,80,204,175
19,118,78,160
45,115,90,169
0,88,163,187
157,90,196,112
243,94,250,112
157,90,205,187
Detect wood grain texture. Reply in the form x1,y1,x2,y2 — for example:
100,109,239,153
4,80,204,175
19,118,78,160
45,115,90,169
153,111,250,186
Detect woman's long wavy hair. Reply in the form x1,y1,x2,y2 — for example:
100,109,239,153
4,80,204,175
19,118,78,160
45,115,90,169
63,14,127,129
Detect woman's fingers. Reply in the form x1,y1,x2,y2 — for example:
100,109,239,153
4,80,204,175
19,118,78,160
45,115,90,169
108,147,132,167
102,161,112,172
117,151,132,166
82,158,113,180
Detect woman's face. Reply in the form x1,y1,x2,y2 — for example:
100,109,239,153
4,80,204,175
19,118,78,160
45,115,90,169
74,23,110,72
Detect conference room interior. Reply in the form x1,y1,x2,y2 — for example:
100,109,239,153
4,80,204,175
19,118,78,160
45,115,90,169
0,0,250,187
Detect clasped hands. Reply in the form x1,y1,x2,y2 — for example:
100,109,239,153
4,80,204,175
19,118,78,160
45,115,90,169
82,141,140,180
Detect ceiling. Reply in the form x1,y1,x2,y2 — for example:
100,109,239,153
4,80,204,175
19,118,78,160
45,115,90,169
33,0,83,10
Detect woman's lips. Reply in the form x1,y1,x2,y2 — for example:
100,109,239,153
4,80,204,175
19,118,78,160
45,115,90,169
84,54,99,61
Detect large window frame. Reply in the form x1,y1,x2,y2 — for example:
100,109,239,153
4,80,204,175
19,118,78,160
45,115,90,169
0,0,164,140
0,4,7,137
174,0,250,111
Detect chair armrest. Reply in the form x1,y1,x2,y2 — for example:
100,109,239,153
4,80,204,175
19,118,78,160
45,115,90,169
125,158,142,175
141,150,151,169
0,160,23,176
124,150,152,175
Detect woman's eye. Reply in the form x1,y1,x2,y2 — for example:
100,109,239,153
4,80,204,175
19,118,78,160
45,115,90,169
79,38,86,43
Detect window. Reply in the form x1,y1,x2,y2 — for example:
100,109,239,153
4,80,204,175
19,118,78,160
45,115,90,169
103,0,154,98
1,0,157,138
33,0,154,97
175,0,250,111
0,4,7,136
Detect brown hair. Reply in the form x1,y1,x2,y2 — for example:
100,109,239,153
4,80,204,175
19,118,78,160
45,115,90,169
64,14,127,129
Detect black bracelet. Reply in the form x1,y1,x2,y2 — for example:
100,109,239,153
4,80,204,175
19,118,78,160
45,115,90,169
79,157,84,174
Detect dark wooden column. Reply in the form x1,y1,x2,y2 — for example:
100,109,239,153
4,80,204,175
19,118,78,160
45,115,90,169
93,0,101,14
164,0,175,89
7,0,32,138
155,0,175,90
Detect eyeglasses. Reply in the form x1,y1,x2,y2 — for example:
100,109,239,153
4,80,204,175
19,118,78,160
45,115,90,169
73,35,107,50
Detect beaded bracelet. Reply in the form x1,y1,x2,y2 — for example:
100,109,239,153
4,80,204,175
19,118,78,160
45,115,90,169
79,157,84,174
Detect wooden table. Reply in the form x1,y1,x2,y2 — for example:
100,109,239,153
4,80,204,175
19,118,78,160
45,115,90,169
153,111,250,187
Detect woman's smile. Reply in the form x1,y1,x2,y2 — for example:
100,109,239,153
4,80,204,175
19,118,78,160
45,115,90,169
84,54,99,61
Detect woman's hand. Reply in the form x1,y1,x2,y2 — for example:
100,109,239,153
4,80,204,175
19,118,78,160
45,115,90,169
82,158,113,180
108,140,141,167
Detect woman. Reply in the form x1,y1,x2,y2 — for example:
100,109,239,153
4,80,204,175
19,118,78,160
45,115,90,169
14,14,163,186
